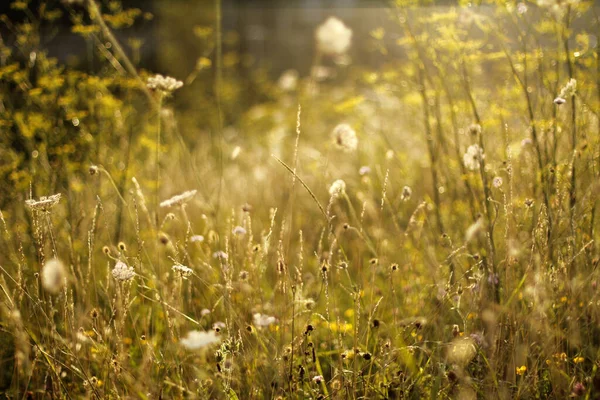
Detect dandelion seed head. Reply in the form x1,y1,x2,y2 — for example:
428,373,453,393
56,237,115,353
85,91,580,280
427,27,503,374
315,17,352,55
331,123,358,152
463,144,484,171
41,258,66,294
329,179,346,197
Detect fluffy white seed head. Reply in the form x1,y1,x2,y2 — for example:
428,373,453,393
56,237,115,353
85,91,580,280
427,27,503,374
41,258,66,294
331,123,358,152
180,330,221,350
315,17,352,55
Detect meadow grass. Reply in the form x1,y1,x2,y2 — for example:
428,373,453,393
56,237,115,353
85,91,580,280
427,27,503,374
0,0,599,398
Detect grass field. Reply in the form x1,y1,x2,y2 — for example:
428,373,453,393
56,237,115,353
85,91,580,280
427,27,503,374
1,0,599,398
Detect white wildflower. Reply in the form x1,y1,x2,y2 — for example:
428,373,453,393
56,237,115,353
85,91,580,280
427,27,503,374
172,264,193,279
160,190,197,208
232,226,247,236
492,177,503,188
25,194,61,212
359,166,371,175
331,123,358,152
329,179,346,197
213,251,228,260
312,375,324,384
465,218,484,242
556,78,576,103
401,186,412,201
315,17,352,55
278,69,299,91
111,261,135,281
463,144,484,171
180,330,221,350
517,2,528,14
253,313,277,327
41,258,66,294
190,235,204,243
147,74,183,93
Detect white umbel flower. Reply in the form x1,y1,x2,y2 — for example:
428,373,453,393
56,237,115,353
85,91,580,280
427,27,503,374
180,330,221,350
41,258,66,294
147,74,183,93
329,179,346,197
331,123,358,152
315,17,352,55
172,264,193,279
112,261,135,281
25,194,61,212
160,190,197,208
463,144,485,171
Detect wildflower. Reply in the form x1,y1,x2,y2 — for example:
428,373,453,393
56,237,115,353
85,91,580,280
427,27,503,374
315,17,352,55
329,179,346,197
278,69,298,91
468,123,482,135
239,270,249,281
25,194,61,212
253,313,277,327
521,138,533,147
492,177,503,188
41,258,66,294
517,2,528,14
572,382,586,396
465,217,484,242
212,321,226,332
331,123,358,152
172,264,193,279
212,251,228,260
573,356,585,363
516,365,527,376
359,166,371,175
488,273,499,286
180,330,220,350
553,97,566,105
232,226,247,236
463,144,484,171
111,261,135,281
557,78,577,101
524,198,534,208
190,235,204,243
89,165,98,175
312,375,324,384
200,308,211,316
147,74,183,93
401,186,412,201
159,190,197,208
